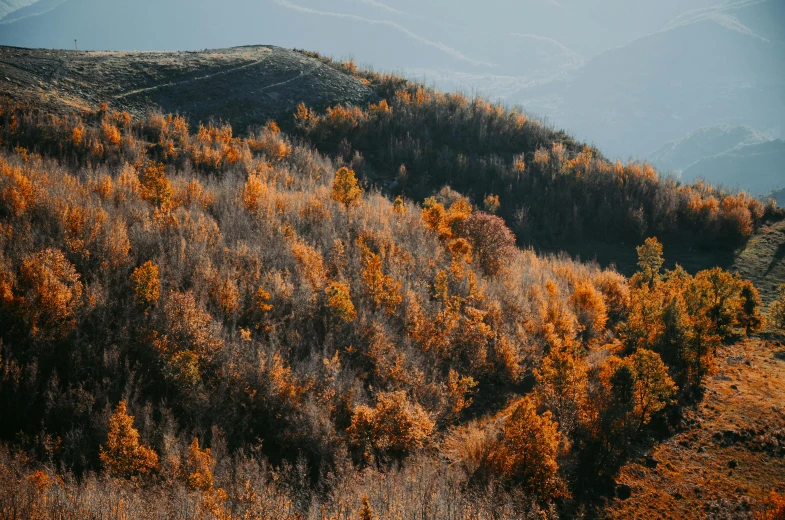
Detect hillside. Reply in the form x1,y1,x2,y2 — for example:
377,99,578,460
0,44,784,519
2,45,782,276
734,220,785,303
605,336,785,519
0,45,376,133
0,0,719,80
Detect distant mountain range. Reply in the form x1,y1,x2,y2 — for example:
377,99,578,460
514,0,785,159
648,124,784,196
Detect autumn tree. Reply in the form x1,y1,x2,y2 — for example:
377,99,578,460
393,195,407,215
570,280,608,345
535,346,588,434
332,167,362,208
359,494,375,520
757,491,785,520
624,238,758,393
460,212,516,276
347,391,434,457
483,194,500,214
629,348,677,430
689,268,744,338
582,356,637,466
153,291,223,388
633,237,664,288
738,279,763,334
486,397,567,501
17,248,83,340
140,162,173,210
185,438,214,491
100,400,159,480
359,241,401,315
131,261,160,306
325,281,357,324
185,438,229,518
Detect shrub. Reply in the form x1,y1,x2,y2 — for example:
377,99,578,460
460,212,516,276
347,391,434,457
769,284,785,330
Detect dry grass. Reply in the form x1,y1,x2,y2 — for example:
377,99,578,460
604,335,785,519
734,220,785,304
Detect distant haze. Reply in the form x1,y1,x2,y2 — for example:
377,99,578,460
1,0,783,194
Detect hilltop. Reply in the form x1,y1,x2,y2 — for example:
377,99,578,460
0,45,375,132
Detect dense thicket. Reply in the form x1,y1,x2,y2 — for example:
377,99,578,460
294,52,780,252
0,99,767,518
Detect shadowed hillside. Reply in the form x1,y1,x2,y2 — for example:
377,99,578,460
0,45,376,132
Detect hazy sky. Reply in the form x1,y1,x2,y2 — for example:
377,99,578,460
0,0,725,73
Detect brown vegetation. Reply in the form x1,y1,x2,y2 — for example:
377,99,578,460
0,93,777,518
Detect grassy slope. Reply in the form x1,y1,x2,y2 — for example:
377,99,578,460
0,46,376,132
734,220,785,303
605,336,785,519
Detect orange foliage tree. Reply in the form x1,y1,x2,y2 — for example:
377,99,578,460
486,397,568,501
100,400,159,480
460,212,516,276
140,162,173,210
359,241,401,315
325,281,357,324
757,491,785,520
347,391,434,457
17,248,83,340
131,261,160,306
332,167,362,208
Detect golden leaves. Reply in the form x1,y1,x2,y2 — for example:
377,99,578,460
347,391,434,456
18,248,83,340
100,400,159,480
332,167,362,208
325,281,356,324
131,261,160,306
